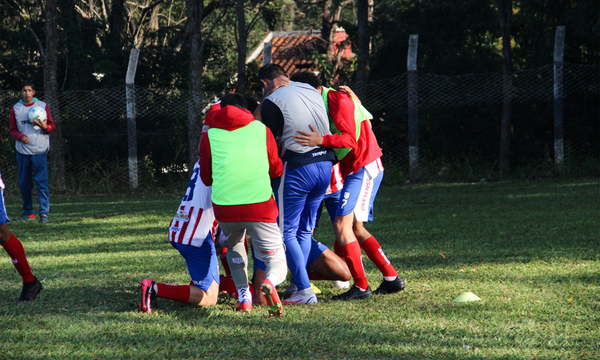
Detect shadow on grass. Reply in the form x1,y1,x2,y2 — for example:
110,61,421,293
1,295,596,359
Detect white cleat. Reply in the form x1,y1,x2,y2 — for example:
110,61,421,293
333,280,350,289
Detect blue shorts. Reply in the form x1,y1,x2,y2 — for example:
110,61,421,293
171,237,220,292
316,191,341,227
0,187,7,226
253,237,328,272
336,169,383,222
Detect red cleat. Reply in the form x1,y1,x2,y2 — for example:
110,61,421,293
138,279,157,313
260,279,283,317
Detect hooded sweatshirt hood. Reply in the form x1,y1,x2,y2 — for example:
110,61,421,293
211,105,255,131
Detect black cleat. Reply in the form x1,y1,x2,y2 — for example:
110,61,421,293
18,277,43,303
373,276,405,295
332,285,372,301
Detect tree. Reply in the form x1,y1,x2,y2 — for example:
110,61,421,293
0,0,67,188
186,0,228,167
236,0,247,93
235,0,270,93
44,0,67,189
497,0,513,175
320,0,353,86
354,0,370,83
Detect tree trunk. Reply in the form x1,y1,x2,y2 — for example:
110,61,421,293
321,0,351,86
497,0,513,176
44,0,66,190
322,0,335,62
236,0,247,93
187,0,204,168
355,0,370,89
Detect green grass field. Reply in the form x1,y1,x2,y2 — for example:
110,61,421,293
1,179,598,359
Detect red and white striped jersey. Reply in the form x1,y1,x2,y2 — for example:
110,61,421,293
169,161,217,247
325,162,344,196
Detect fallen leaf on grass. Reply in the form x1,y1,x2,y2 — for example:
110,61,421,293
440,253,446,258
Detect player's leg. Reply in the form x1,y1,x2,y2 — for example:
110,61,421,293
331,168,372,300
283,192,336,298
250,245,268,305
246,221,287,317
352,170,405,294
214,227,235,278
319,192,350,288
214,228,238,298
296,161,332,259
181,239,220,306
307,238,351,281
323,191,340,226
251,267,268,305
282,162,331,305
0,187,41,302
139,238,220,313
320,191,346,268
273,168,312,298
31,152,50,222
16,153,34,219
219,222,253,311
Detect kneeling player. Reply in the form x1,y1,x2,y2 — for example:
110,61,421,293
138,161,220,313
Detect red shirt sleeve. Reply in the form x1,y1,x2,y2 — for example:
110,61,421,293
43,104,56,133
199,133,213,186
266,127,283,178
321,91,358,150
9,107,25,141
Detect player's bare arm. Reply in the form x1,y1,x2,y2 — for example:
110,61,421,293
294,124,323,146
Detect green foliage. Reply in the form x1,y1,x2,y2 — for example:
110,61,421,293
369,0,501,79
1,0,597,92
513,0,600,68
369,0,598,80
0,179,598,358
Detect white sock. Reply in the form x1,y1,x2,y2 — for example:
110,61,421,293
265,273,280,286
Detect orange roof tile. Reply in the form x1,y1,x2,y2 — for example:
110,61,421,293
247,30,353,75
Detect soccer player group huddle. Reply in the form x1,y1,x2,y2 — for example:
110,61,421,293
138,64,405,317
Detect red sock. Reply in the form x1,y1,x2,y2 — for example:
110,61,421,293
339,242,369,289
334,241,344,259
360,236,398,278
2,234,35,283
219,275,238,297
156,283,191,303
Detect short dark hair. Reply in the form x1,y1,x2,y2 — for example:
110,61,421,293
258,64,287,81
20,80,35,91
220,93,248,110
243,95,259,114
290,71,321,89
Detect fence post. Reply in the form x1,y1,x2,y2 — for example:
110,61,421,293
554,26,566,173
407,34,419,182
126,49,140,189
263,42,272,65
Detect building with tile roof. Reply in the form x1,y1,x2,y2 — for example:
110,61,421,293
246,29,354,76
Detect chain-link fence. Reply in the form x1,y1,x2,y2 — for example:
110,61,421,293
353,63,599,183
1,62,598,193
0,87,224,194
